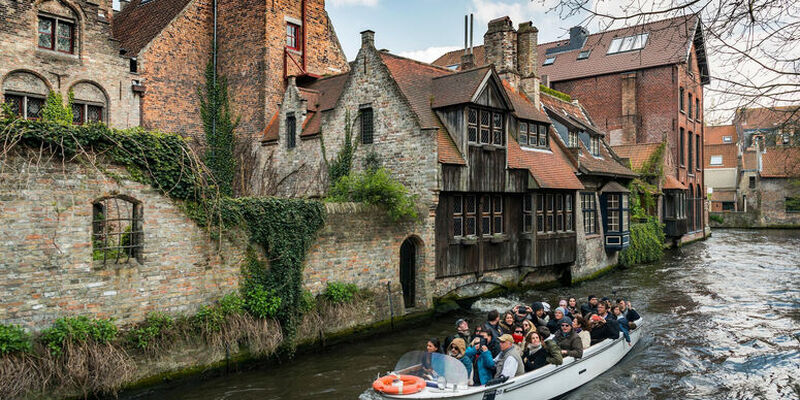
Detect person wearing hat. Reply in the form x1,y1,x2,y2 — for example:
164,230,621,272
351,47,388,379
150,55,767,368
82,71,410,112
444,318,471,351
554,316,583,359
521,327,562,372
581,295,599,316
546,307,568,334
492,334,524,380
447,338,474,383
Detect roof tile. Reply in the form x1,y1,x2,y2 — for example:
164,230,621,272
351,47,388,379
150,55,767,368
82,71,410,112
507,131,584,190
612,142,663,171
705,125,737,145
704,144,737,169
761,147,800,178
113,0,195,56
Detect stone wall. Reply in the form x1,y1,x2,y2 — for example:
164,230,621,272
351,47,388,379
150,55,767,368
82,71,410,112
758,178,800,226
0,154,246,330
0,0,140,128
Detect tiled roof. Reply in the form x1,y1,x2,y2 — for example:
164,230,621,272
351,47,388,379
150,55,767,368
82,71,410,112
112,0,194,56
379,52,452,129
435,116,466,165
704,144,737,169
761,147,800,178
710,190,736,202
540,92,594,129
579,142,637,178
736,106,800,131
611,142,663,171
301,73,349,112
705,125,737,145
431,66,493,109
261,111,280,143
663,175,687,190
433,15,706,84
507,131,584,190
502,81,551,123
742,150,758,170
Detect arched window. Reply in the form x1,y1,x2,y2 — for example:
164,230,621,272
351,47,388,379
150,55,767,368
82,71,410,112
36,0,79,55
2,71,50,119
92,196,143,264
70,81,107,124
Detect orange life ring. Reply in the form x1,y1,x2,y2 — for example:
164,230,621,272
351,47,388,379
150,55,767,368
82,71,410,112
372,374,426,395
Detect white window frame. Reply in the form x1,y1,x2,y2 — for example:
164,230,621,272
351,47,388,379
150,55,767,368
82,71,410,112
709,155,723,166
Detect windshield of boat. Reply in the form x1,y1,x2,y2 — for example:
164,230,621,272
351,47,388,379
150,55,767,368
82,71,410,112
393,351,468,386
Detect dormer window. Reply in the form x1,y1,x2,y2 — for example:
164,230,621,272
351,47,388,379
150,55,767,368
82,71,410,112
722,136,732,143
577,50,591,60
518,121,549,149
38,16,74,54
568,131,579,148
468,107,504,146
590,136,600,156
543,56,556,66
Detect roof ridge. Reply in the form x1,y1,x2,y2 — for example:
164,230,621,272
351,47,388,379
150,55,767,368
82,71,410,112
431,65,491,80
379,51,454,73
537,14,697,47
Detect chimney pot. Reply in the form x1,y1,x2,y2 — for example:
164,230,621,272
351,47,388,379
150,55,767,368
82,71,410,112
361,30,375,49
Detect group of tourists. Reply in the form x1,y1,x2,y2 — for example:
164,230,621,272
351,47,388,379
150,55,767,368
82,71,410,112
424,296,640,386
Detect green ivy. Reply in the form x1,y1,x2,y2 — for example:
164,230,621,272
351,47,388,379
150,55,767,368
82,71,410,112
629,142,666,218
39,316,118,355
322,282,359,304
41,91,74,125
219,197,325,346
619,217,665,267
539,85,571,102
193,293,245,333
127,312,174,351
327,168,419,222
199,50,239,196
709,214,724,224
321,109,358,186
0,324,33,355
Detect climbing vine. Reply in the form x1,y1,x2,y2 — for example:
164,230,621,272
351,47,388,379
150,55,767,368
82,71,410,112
628,142,666,218
321,109,358,186
199,51,239,196
618,217,665,267
41,91,74,125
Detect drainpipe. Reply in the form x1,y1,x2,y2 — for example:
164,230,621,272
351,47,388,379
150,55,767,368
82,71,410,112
301,0,306,71
212,0,218,142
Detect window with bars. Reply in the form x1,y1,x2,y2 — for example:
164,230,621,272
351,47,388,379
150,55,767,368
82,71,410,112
71,102,104,125
38,16,74,54
581,192,597,234
536,194,545,233
286,23,300,51
286,113,296,149
360,107,373,144
518,121,548,149
468,107,504,145
3,93,44,120
92,196,143,264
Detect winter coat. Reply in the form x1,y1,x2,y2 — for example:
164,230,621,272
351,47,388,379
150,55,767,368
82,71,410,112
444,331,471,352
577,330,591,349
589,320,619,345
580,303,597,316
521,340,563,372
498,321,515,335
464,346,495,386
624,308,641,322
555,330,583,359
546,318,560,335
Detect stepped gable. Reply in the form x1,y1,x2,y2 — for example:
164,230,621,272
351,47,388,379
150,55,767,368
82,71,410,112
113,0,195,56
507,130,584,190
612,142,663,170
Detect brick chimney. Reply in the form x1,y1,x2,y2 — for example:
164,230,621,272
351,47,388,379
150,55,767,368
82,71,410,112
517,21,540,106
483,16,518,87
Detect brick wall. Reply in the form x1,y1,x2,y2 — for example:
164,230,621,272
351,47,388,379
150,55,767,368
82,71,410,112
0,0,140,128
760,178,800,226
137,0,213,138
0,154,245,330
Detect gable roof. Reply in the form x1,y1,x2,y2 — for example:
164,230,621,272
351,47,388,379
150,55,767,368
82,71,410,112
761,147,800,178
539,92,595,131
704,143,737,169
430,66,494,109
435,116,467,165
507,130,584,190
705,125,737,145
502,81,550,123
612,142,664,171
735,106,800,131
663,175,687,190
112,0,195,57
378,52,452,130
433,15,708,84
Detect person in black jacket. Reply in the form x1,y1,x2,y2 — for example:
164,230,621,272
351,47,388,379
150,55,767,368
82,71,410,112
588,314,620,345
481,323,502,357
521,328,562,372
617,299,641,323
580,295,598,316
444,318,472,351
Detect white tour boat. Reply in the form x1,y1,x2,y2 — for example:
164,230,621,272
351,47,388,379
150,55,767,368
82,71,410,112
369,319,644,400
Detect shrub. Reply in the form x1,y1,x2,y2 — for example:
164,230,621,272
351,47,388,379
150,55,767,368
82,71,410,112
299,290,316,314
244,284,282,319
127,312,174,351
619,217,665,267
709,214,724,224
0,324,32,355
322,282,359,304
327,167,418,221
41,90,73,125
39,316,118,355
539,84,571,102
193,293,245,333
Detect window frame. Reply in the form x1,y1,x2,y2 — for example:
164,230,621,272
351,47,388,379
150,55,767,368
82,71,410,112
286,22,301,51
360,106,374,144
3,92,45,120
543,56,556,66
518,120,549,150
92,195,144,265
71,101,105,125
577,50,591,60
688,93,693,119
37,15,75,54
536,192,574,234
709,155,723,166
468,106,505,146
286,113,296,149
688,131,694,171
568,130,579,148
680,127,685,165
590,136,600,156
605,193,630,233
679,87,685,112
453,194,504,238
581,192,597,235
522,194,533,233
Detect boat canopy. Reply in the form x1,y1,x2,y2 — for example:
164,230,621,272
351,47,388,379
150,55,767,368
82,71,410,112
393,351,468,387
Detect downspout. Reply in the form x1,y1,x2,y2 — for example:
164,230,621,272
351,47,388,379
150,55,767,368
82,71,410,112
301,0,306,71
212,0,218,144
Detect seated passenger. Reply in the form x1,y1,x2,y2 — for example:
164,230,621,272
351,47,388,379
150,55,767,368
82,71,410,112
558,300,573,318
547,307,567,334
521,319,536,337
567,297,579,317
444,318,471,351
612,305,631,345
572,315,591,349
422,338,445,379
499,312,516,335
447,338,473,382
512,304,533,324
521,327,562,372
580,295,598,316
554,317,583,359
588,314,619,345
617,299,640,324
512,326,526,352
530,302,548,329
485,310,502,339
466,331,496,386
481,323,502,357
492,334,524,380
596,301,615,321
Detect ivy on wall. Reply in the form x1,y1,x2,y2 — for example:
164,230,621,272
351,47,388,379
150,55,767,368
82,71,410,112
199,51,239,197
618,217,665,267
629,142,666,218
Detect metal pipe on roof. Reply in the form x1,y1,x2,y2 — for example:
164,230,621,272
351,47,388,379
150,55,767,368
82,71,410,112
464,15,468,55
470,13,474,54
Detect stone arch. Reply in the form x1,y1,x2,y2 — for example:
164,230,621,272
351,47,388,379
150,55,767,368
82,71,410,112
399,235,424,309
68,80,110,124
33,0,84,56
2,70,52,119
91,194,144,264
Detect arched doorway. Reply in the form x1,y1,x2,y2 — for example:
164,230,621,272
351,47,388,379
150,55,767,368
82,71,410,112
399,238,418,308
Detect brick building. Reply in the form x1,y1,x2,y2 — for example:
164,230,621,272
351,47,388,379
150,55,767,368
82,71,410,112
704,125,739,211
112,0,349,138
253,19,634,307
435,15,710,243
0,0,140,128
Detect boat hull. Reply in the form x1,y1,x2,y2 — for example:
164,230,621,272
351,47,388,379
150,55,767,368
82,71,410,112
376,320,643,400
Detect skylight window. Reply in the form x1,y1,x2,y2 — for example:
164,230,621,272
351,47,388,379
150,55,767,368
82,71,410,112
577,50,591,60
607,33,649,54
543,56,556,66
710,155,723,165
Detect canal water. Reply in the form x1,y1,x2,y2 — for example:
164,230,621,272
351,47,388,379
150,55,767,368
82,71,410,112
122,229,800,400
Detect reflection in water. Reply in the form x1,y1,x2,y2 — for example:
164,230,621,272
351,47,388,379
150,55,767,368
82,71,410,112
121,230,800,400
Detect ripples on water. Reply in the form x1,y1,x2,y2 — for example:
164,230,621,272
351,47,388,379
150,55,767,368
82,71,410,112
122,230,800,400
